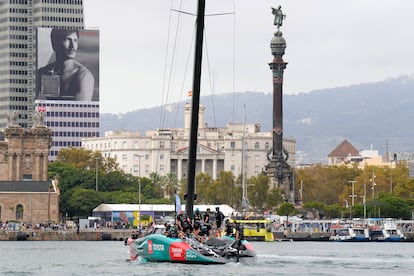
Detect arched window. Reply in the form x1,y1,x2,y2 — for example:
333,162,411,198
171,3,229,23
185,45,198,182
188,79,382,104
254,142,260,149
122,141,127,149
16,204,23,220
134,141,139,149
265,142,270,150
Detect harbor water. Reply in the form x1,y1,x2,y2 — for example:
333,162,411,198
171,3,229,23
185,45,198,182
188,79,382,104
1,241,414,275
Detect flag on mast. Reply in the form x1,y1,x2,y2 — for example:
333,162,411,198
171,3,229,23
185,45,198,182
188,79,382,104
175,191,181,214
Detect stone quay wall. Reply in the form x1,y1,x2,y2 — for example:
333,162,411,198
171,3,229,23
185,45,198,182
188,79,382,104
0,230,134,241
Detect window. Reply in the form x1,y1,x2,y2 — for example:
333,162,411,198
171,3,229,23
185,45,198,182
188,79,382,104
0,205,1,219
122,154,127,161
145,154,149,160
160,164,164,171
231,165,235,171
160,141,165,148
255,166,261,174
134,141,139,149
231,154,235,161
16,204,23,220
160,154,164,160
255,142,260,149
265,142,270,150
123,141,127,149
230,141,236,149
133,165,139,173
255,154,259,161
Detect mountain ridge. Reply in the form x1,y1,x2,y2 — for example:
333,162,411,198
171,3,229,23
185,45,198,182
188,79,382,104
100,75,414,163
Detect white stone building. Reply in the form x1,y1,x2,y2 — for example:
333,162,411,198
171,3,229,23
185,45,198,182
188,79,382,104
82,104,296,180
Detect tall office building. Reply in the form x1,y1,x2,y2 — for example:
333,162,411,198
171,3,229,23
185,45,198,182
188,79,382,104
0,1,99,160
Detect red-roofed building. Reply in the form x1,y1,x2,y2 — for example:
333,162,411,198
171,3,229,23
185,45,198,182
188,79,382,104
328,139,359,165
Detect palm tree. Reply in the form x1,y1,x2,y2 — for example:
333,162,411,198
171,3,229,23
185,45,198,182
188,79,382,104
164,173,179,199
149,172,163,198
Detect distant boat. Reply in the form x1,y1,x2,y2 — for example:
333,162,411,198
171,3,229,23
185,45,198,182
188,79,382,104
367,218,405,242
228,212,275,242
330,222,370,242
382,218,405,242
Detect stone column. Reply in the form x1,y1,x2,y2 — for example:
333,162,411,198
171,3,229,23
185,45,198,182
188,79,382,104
8,154,14,180
177,159,182,181
213,158,217,180
201,159,206,173
42,154,48,181
15,154,21,181
34,154,40,181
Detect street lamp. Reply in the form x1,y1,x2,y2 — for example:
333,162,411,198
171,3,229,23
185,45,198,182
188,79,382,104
390,160,394,194
363,158,367,219
348,180,356,206
348,180,357,219
370,169,376,199
95,157,100,191
344,199,351,219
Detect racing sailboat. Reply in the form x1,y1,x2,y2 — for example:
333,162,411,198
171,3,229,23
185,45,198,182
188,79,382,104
127,0,256,264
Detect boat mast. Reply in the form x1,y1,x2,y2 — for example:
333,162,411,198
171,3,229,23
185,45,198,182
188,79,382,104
185,0,205,219
241,104,249,208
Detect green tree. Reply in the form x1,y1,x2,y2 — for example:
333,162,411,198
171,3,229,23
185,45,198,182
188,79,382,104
163,173,179,199
57,147,118,173
100,170,131,192
195,173,213,204
248,174,269,209
376,194,411,219
149,172,164,198
323,203,344,219
100,191,138,204
266,188,284,209
277,202,296,228
303,201,325,219
278,202,296,217
66,188,103,217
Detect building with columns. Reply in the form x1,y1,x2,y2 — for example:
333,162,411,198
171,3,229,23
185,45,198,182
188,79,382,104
0,112,59,224
82,104,296,180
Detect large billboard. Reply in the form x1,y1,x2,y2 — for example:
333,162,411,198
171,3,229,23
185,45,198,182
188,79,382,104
36,28,99,101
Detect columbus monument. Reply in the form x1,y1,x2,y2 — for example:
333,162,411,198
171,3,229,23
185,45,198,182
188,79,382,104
266,6,298,205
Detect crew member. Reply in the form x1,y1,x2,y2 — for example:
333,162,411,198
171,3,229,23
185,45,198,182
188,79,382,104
193,208,202,224
177,211,193,236
215,206,224,237
190,222,204,243
203,208,212,237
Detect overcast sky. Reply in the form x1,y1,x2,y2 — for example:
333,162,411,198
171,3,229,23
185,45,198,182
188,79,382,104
84,0,414,114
